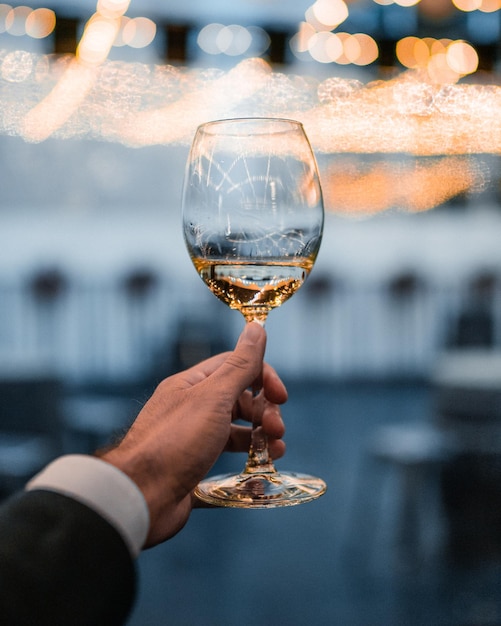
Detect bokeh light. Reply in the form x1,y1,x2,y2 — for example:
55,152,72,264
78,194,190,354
25,8,55,39
290,22,317,54
396,36,478,83
305,0,349,31
77,14,120,65
6,6,31,37
216,25,252,56
0,3,153,52
347,33,379,66
447,40,479,75
452,0,501,13
0,4,55,38
373,0,421,5
452,0,483,10
121,17,156,49
292,27,378,66
96,0,130,19
478,0,501,11
322,156,481,215
452,0,501,10
0,4,11,34
308,31,343,63
197,23,269,57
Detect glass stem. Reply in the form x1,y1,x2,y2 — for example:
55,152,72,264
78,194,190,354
242,315,276,475
243,387,276,475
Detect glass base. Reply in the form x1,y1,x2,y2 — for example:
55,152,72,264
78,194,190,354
194,470,327,508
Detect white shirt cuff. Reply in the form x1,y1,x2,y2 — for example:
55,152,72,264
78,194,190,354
25,454,150,558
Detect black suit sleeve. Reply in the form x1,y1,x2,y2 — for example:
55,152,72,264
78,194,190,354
0,489,137,626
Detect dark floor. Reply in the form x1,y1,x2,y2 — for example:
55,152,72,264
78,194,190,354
125,380,501,626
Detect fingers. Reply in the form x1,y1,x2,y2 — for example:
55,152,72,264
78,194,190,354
262,403,286,439
262,362,288,404
227,395,286,455
225,424,286,459
175,327,286,411
211,322,266,398
233,362,287,419
233,393,285,429
233,396,285,436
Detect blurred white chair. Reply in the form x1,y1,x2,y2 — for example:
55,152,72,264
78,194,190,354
346,421,455,572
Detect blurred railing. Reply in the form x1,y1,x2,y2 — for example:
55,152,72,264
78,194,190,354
1,264,499,383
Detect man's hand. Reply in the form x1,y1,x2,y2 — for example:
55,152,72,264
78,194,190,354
103,322,287,547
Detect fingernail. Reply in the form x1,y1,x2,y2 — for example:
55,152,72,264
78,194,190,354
242,321,264,343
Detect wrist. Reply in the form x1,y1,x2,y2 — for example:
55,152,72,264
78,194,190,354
102,445,194,547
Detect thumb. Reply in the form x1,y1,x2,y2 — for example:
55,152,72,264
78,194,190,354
215,322,266,397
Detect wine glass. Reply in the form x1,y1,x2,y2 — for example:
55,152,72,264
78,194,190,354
182,117,326,508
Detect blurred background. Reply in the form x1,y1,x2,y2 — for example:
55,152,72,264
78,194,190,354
2,0,501,624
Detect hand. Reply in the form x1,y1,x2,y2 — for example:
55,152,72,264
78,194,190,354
102,322,287,547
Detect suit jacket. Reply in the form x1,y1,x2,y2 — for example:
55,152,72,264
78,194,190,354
0,489,136,626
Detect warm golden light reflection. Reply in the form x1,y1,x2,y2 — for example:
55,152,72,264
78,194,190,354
216,25,252,56
453,0,501,10
25,8,55,39
374,0,421,4
447,41,479,75
197,22,269,57
306,0,349,31
113,16,129,47
452,0,483,10
19,58,97,142
292,28,378,66
290,21,317,54
77,14,121,65
17,0,125,142
103,57,273,147
1,41,500,216
97,0,130,19
308,31,342,63
2,51,501,163
479,0,501,11
322,156,483,215
0,4,55,39
350,34,379,66
334,32,354,65
298,0,378,66
396,36,424,68
6,6,31,36
396,36,478,83
0,5,8,33
121,16,156,49
1,1,498,218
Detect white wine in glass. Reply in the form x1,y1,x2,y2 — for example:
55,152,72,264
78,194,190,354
182,117,326,507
